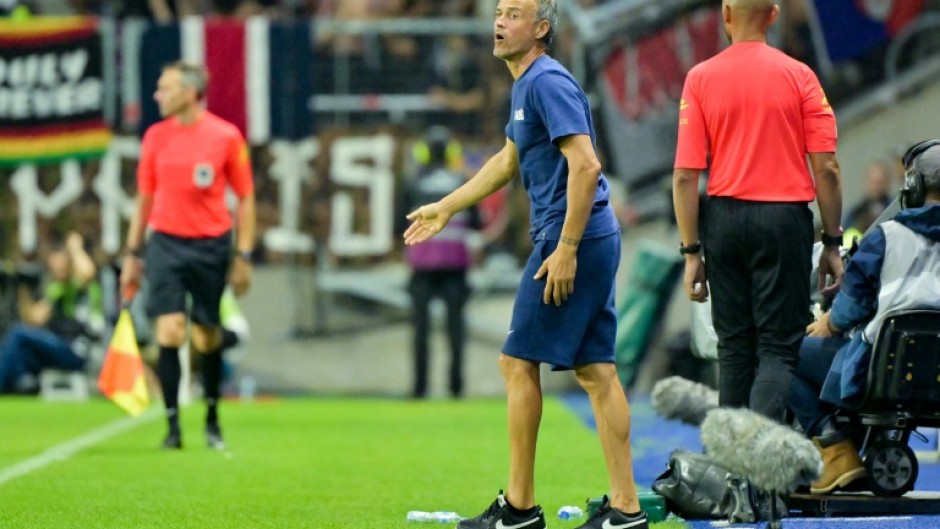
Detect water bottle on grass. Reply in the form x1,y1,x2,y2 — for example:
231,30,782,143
406,511,463,523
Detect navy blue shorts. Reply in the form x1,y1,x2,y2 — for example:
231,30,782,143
144,230,231,325
503,232,620,370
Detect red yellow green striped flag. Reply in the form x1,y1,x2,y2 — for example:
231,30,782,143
98,310,149,416
0,17,112,166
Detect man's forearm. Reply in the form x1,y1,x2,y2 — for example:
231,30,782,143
125,195,153,253
438,151,514,215
236,194,256,253
810,153,843,235
816,174,842,236
559,161,600,243
673,168,702,245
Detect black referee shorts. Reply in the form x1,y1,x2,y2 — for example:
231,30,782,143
144,230,232,326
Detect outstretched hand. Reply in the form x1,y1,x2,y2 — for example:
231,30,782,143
404,203,452,246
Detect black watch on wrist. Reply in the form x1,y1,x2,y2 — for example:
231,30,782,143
679,241,701,256
821,232,842,248
236,250,253,262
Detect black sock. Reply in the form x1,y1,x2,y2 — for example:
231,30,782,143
505,499,538,516
199,348,224,426
157,346,181,432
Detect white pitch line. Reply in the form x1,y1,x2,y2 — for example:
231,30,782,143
707,516,917,527
0,408,160,486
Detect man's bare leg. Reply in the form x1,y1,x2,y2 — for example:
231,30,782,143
575,362,640,513
499,353,542,509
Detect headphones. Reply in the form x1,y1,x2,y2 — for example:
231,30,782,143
900,139,940,209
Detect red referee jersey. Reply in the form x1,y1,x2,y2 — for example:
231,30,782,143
138,111,253,238
674,42,837,202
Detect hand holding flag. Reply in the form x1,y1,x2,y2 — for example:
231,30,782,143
98,287,149,416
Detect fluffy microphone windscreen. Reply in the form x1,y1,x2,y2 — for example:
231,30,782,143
651,376,719,426
701,408,822,492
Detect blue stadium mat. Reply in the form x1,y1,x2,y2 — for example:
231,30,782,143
560,392,940,528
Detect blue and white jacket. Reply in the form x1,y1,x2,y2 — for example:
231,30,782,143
821,204,940,407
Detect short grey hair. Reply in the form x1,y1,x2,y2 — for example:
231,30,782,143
535,0,558,46
164,61,209,99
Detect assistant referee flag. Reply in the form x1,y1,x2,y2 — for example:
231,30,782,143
98,310,149,416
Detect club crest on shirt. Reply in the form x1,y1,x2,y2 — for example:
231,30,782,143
193,163,215,188
514,108,525,121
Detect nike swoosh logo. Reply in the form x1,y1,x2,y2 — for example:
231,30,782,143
602,517,646,529
495,517,541,529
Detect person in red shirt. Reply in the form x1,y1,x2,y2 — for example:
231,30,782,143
122,61,256,450
672,0,844,425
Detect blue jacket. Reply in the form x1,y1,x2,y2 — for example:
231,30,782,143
821,204,940,407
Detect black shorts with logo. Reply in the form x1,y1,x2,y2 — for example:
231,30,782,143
144,230,231,325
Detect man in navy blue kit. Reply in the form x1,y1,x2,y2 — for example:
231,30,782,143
404,1,646,528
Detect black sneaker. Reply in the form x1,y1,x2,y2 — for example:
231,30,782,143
575,496,648,529
206,423,226,450
457,490,546,529
162,430,182,450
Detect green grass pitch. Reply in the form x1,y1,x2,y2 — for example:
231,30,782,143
0,397,687,529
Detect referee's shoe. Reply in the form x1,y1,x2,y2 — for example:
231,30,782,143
206,423,226,450
162,430,182,450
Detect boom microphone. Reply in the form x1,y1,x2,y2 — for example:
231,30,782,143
701,408,822,493
651,376,719,426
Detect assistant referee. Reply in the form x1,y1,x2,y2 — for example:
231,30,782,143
122,61,256,450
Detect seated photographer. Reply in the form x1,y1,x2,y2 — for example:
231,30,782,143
789,140,940,494
0,232,103,394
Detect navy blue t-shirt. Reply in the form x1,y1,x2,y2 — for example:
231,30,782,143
505,55,619,242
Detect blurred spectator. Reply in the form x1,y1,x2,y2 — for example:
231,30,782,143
400,125,481,399
115,0,201,21
427,36,486,135
0,0,36,16
779,0,817,71
383,1,425,94
404,0,435,17
892,142,913,189
30,0,98,15
439,0,475,16
211,0,285,17
0,232,103,394
844,160,895,233
314,0,405,93
316,0,403,53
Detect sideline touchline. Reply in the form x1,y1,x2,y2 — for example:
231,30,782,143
0,408,160,486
